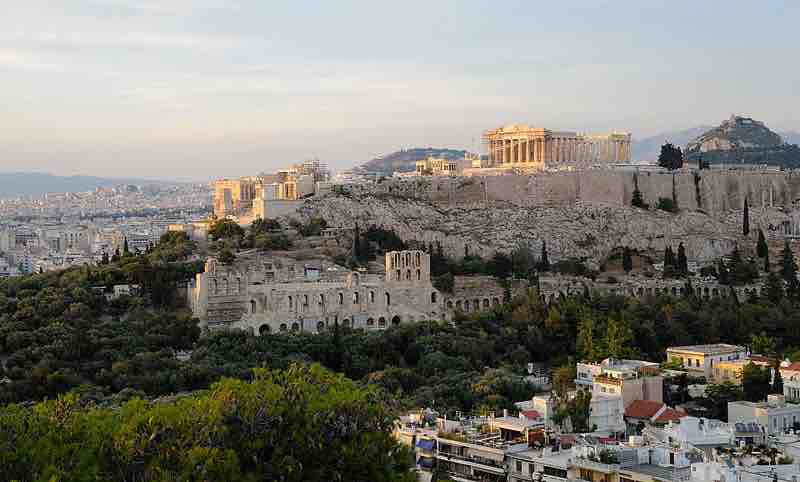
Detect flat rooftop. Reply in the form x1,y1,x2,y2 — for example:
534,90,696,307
621,464,690,481
667,344,745,355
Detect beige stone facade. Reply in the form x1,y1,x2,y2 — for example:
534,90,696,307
479,124,631,172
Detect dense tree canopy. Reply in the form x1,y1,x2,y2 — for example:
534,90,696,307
0,364,415,482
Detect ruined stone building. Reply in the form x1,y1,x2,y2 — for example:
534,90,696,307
189,250,449,334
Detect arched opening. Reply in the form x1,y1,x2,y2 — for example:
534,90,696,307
291,322,300,332
378,317,387,328
637,287,644,296
343,319,351,328
366,317,375,327
416,252,421,265
431,292,437,303
416,269,421,280
288,296,293,310
213,279,218,294
463,300,470,312
259,324,270,335
446,300,453,309
279,323,288,332
385,292,391,306
353,292,359,304
483,299,490,308
473,299,480,310
391,315,401,326
237,278,242,293
712,288,719,297
303,295,308,307
671,287,677,296
317,321,325,332
319,294,325,306
369,291,375,303
455,300,462,310
395,269,400,280
250,300,257,314
338,292,344,305
406,269,411,280
492,298,500,306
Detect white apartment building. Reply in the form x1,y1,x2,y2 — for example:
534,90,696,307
728,395,800,436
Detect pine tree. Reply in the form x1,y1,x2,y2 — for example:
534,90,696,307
631,187,645,208
351,222,361,261
764,250,770,272
664,246,675,267
743,197,750,236
540,240,550,272
764,271,784,303
123,238,130,255
677,242,688,275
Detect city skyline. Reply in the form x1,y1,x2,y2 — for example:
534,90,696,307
2,0,799,180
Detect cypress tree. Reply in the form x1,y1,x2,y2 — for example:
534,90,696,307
757,229,768,258
743,197,750,236
540,240,550,272
622,247,633,273
780,240,798,295
677,242,688,275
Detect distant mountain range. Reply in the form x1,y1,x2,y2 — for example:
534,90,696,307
0,172,173,198
354,148,469,175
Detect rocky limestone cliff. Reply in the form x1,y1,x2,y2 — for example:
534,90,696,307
294,188,795,266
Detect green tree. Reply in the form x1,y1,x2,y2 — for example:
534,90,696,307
677,243,688,275
658,142,684,170
764,271,784,303
539,240,550,272
218,247,236,265
743,197,750,236
750,332,776,355
704,382,744,420
209,218,245,242
576,317,595,361
656,197,677,213
631,187,646,208
604,316,635,359
772,360,784,394
741,362,771,402
757,229,768,258
622,247,633,273
781,240,798,295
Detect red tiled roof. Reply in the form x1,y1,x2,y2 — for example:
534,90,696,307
521,409,541,420
624,400,664,419
653,408,687,424
781,362,800,372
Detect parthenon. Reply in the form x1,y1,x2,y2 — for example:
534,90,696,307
480,124,632,171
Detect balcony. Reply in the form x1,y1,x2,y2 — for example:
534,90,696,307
436,452,506,473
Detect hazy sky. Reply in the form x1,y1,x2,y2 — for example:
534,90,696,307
1,1,798,180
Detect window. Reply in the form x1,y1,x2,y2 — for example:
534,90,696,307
353,292,359,304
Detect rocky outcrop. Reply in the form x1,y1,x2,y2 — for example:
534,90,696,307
295,189,794,265
685,115,800,168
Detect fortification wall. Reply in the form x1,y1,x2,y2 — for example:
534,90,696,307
358,169,800,214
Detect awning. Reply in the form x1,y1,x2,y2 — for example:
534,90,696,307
416,439,435,451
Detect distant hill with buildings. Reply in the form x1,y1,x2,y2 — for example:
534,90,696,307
684,115,800,168
0,172,171,198
355,148,469,175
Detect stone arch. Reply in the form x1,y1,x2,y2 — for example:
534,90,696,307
213,279,218,294
391,315,401,325
259,324,270,335
431,292,437,303
279,323,288,332
319,293,325,306
473,299,480,310
317,321,325,332
455,300,462,310
288,296,294,310
416,269,421,281
370,291,375,303
250,300,257,314
378,317,387,327
385,292,391,306
338,292,344,305
353,292,359,304
463,300,470,312
366,317,375,327
406,269,411,280
291,322,300,332
446,300,453,309
343,319,351,328
483,298,490,308
492,297,500,306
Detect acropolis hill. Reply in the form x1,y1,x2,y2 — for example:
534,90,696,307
297,168,800,265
